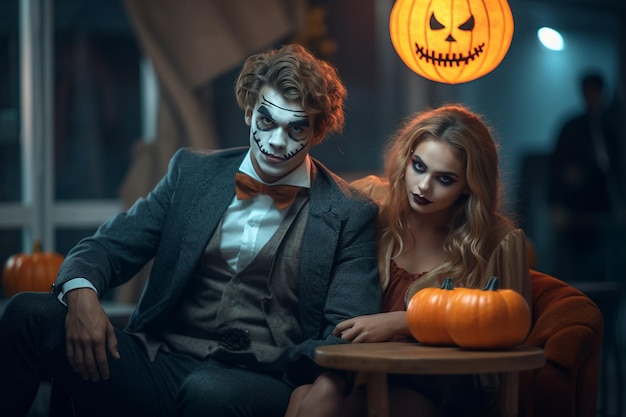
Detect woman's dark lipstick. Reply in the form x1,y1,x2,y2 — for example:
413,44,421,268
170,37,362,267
412,193,432,205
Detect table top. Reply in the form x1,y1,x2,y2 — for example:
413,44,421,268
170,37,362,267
315,342,545,375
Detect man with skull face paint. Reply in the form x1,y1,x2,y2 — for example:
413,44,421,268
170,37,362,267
0,44,381,417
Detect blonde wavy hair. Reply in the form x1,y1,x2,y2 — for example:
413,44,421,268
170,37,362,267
378,104,510,290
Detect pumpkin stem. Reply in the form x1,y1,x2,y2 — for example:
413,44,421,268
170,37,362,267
441,277,454,290
33,239,43,253
483,276,499,291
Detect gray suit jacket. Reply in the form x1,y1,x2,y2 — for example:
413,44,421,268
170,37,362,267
54,147,381,377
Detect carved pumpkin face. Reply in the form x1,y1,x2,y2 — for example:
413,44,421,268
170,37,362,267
390,0,514,84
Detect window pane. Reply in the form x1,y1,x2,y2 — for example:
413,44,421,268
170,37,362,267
0,0,21,203
55,227,97,256
54,2,141,200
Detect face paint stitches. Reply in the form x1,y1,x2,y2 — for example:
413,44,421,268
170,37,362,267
252,99,310,160
247,86,313,182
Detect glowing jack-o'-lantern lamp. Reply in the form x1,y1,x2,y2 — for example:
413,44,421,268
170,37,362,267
389,0,514,84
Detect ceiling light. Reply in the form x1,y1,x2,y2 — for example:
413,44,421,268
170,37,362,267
537,27,565,51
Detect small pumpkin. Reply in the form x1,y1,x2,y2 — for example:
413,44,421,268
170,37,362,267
406,277,456,346
445,276,531,349
2,240,64,297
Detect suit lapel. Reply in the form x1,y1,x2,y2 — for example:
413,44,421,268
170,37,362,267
173,153,242,282
298,162,341,335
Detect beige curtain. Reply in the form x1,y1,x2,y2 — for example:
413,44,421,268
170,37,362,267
115,0,307,303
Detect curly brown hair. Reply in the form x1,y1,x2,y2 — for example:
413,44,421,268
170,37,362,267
235,44,347,145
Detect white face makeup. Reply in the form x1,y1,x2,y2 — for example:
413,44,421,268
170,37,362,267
405,139,468,216
245,86,313,183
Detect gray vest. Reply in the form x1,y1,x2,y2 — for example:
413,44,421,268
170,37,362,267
136,192,309,372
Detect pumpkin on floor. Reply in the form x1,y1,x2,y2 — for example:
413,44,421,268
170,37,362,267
2,240,64,297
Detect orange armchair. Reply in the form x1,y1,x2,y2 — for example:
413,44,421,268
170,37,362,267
519,270,603,417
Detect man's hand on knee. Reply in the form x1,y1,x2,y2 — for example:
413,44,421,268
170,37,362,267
65,288,120,382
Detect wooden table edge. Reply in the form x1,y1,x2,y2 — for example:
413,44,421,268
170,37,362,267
314,342,545,375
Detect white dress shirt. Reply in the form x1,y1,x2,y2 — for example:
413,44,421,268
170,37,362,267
221,150,311,271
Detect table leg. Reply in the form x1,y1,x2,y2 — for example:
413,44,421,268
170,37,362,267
501,372,519,417
365,372,389,417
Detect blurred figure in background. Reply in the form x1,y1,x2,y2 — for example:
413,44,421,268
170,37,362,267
548,72,623,282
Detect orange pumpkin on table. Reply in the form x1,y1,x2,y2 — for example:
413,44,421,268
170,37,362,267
407,277,456,346
446,276,531,349
2,240,64,297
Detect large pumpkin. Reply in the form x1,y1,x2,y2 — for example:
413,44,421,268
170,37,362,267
2,240,64,297
446,276,531,349
407,277,456,346
389,0,514,84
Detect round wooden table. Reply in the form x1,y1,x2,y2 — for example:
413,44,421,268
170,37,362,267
315,342,545,417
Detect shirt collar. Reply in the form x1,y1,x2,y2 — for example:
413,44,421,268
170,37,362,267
239,150,311,189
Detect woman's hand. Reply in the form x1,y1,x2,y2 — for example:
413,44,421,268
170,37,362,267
332,311,409,343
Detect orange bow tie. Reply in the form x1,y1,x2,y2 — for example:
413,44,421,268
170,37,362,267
235,172,302,209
